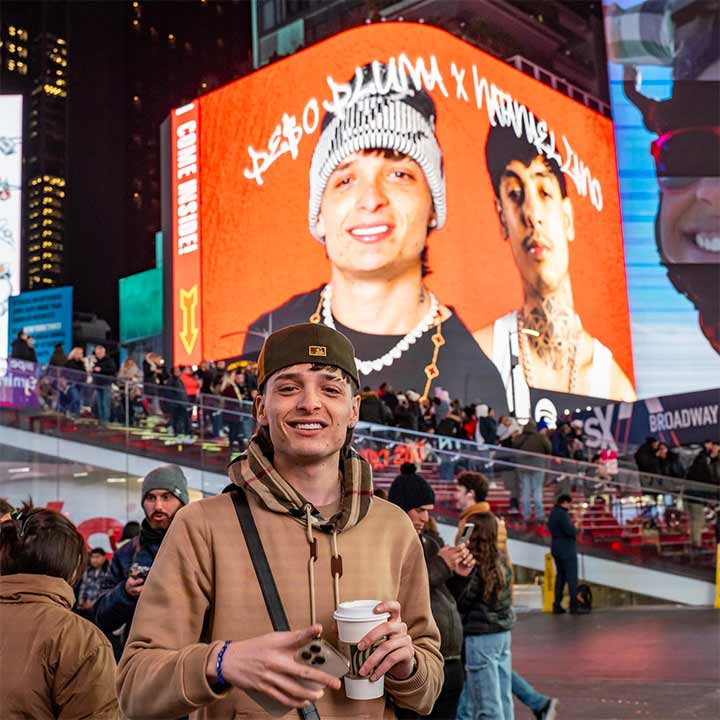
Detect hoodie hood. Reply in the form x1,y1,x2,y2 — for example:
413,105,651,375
228,437,374,533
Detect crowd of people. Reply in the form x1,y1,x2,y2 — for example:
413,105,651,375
16,340,260,449
635,437,720,549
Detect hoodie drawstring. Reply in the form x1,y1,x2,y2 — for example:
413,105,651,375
304,504,343,632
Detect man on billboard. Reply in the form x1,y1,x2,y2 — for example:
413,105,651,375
243,63,508,411
474,119,636,418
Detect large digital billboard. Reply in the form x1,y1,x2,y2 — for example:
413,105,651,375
604,0,720,397
165,23,633,415
0,95,23,361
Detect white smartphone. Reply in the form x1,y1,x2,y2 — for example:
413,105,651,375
459,522,476,545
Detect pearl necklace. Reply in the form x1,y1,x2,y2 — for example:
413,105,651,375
320,284,440,376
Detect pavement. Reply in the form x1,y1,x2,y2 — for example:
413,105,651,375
511,607,720,719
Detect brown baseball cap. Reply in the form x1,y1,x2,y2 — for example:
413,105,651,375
257,323,359,388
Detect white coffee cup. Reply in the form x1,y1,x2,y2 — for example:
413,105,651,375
333,600,390,700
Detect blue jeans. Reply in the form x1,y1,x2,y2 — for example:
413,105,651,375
95,387,111,425
458,670,548,718
459,633,513,720
520,470,545,522
511,671,548,713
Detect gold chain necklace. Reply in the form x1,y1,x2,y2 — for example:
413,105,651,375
517,314,580,393
309,289,445,401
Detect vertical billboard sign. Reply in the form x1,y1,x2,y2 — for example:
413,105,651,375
170,102,202,366
0,95,23,360
603,1,720,397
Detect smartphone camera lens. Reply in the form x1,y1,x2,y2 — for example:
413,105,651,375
301,651,312,660
311,656,325,665
310,644,321,653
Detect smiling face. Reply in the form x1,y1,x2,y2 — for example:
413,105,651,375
497,157,575,294
255,363,360,464
659,178,720,263
316,150,435,279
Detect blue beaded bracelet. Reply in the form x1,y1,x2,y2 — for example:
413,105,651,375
216,640,232,688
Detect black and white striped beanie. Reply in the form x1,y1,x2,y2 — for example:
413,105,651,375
309,62,446,241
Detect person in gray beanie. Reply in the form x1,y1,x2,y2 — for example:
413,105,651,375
95,464,189,659
242,61,507,411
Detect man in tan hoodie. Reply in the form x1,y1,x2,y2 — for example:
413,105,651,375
117,323,443,719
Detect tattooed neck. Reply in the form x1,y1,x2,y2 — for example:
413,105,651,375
519,296,580,370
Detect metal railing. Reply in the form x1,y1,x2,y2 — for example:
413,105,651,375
1,361,716,568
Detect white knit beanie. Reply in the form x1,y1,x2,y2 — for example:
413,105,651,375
308,62,446,241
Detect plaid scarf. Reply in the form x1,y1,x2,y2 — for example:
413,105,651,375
228,438,374,532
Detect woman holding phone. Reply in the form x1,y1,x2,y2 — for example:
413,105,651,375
452,512,515,720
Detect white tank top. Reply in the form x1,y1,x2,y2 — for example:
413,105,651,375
491,311,613,420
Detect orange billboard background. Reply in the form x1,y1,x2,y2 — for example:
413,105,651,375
188,23,633,384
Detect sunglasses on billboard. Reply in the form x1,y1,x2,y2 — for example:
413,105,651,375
650,126,720,191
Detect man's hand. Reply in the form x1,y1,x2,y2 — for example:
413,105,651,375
454,544,476,577
124,574,145,598
438,544,474,571
357,601,415,682
437,545,463,570
206,625,342,709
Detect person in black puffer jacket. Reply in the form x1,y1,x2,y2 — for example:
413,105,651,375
389,464,474,720
451,512,515,720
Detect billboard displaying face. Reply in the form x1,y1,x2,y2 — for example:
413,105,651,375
165,23,633,416
604,0,720,397
0,95,22,361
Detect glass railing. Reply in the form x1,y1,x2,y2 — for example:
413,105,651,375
1,360,716,569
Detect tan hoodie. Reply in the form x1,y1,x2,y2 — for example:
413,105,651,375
0,574,118,719
117,488,443,719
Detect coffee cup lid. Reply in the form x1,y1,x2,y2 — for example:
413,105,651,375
333,600,390,622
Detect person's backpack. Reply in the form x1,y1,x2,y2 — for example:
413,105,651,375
575,583,593,613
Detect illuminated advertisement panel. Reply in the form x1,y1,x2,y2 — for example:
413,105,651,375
170,102,202,366
0,95,22,360
167,24,632,414
604,0,720,397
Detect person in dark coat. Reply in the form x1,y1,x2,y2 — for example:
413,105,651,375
656,443,684,479
475,404,498,446
512,420,551,523
48,343,67,367
10,330,37,362
165,366,190,438
634,436,660,474
551,422,572,458
91,345,117,426
359,387,392,425
685,441,719,548
388,465,473,720
548,494,579,614
95,465,188,660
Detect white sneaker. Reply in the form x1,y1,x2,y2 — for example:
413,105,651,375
535,698,559,720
